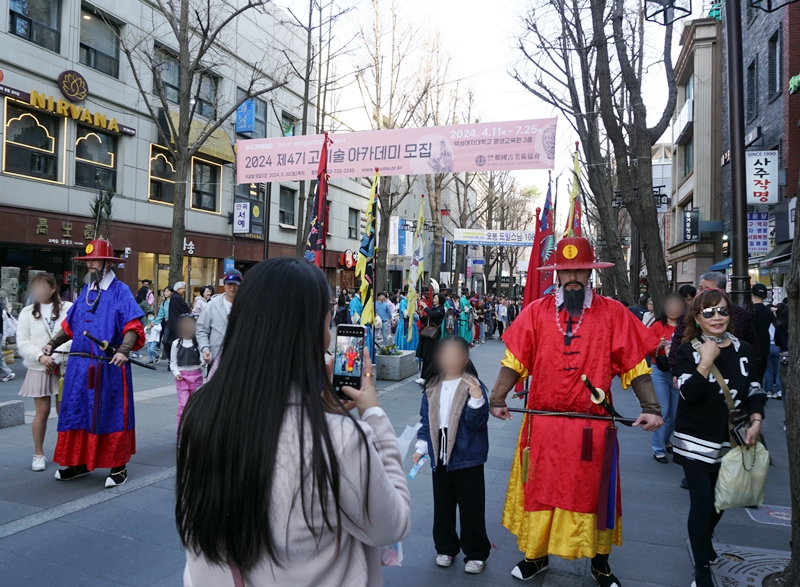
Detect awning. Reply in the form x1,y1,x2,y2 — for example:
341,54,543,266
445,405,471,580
759,242,793,267
157,110,235,163
709,257,732,271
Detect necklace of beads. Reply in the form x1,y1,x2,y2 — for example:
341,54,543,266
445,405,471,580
554,301,587,341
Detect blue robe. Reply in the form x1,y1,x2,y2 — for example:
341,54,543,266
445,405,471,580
395,297,418,351
54,277,144,469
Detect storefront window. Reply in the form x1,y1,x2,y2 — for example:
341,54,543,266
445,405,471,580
9,0,61,53
149,144,175,204
139,253,218,302
234,182,266,235
79,9,119,78
75,126,116,191
4,101,60,182
192,159,219,212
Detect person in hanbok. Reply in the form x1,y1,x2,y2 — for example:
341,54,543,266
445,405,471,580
459,293,474,344
43,239,145,488
395,292,419,352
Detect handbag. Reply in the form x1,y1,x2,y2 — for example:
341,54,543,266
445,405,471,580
714,442,769,512
420,316,438,340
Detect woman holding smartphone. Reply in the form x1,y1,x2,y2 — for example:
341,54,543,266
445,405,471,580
672,289,766,587
416,292,446,384
178,258,410,587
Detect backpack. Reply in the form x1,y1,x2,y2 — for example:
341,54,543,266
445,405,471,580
444,310,457,335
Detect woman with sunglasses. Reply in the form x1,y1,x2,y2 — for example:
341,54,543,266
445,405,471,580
673,289,766,587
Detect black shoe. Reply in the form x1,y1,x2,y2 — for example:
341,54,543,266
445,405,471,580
654,454,668,464
691,564,714,587
105,466,127,488
680,477,689,490
54,464,90,481
709,548,719,565
665,443,674,454
591,563,621,587
511,556,549,581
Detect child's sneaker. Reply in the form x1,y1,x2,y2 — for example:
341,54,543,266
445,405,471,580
465,560,485,574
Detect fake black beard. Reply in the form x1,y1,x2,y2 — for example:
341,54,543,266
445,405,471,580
84,269,102,285
563,287,585,317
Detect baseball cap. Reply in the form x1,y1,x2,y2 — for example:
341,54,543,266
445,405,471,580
224,269,243,284
751,283,768,298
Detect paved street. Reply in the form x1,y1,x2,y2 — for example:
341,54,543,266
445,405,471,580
0,340,791,587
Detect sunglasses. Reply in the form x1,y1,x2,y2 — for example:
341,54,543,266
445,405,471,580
700,306,730,319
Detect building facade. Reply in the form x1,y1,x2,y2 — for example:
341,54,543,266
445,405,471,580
720,0,799,300
0,0,369,306
668,17,724,290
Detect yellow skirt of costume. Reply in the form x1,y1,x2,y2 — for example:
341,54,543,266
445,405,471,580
501,429,622,560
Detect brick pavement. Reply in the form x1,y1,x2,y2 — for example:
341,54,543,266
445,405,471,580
0,340,791,587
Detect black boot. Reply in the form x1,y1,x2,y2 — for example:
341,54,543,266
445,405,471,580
54,464,90,481
511,555,549,581
692,564,714,587
591,553,621,587
105,465,127,488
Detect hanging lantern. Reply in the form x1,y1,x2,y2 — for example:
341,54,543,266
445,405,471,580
749,0,800,12
644,0,692,25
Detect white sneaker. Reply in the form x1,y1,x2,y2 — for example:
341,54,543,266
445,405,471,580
1,372,15,382
415,377,426,385
31,454,47,471
436,554,453,567
465,560,485,574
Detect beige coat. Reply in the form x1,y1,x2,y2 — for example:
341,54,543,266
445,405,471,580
425,379,472,465
183,407,411,587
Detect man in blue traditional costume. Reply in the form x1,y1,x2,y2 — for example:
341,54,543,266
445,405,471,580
43,239,145,488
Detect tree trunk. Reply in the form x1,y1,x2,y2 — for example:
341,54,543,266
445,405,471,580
455,244,465,291
169,155,189,288
376,178,392,292
776,175,800,585
295,0,316,259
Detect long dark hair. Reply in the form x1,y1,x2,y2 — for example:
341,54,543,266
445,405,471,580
135,286,149,304
656,293,686,325
175,257,369,571
425,335,480,388
682,289,735,343
30,273,62,321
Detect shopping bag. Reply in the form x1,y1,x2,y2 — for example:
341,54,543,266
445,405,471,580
714,442,769,513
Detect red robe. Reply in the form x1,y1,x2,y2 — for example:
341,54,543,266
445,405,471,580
501,293,657,557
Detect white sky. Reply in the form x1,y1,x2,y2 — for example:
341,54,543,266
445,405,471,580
273,0,709,213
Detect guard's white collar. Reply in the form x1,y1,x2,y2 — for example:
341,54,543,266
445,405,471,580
555,285,594,309
91,270,116,291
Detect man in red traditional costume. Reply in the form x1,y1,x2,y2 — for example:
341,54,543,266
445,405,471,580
43,239,145,488
489,237,663,587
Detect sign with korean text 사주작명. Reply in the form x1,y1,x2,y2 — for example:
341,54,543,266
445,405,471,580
235,118,558,183
453,229,536,247
745,151,779,205
233,202,250,234
747,212,770,254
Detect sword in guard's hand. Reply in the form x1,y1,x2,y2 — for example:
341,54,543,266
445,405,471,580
580,374,632,427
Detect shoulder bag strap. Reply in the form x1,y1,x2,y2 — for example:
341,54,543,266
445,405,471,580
691,338,736,445
231,565,245,587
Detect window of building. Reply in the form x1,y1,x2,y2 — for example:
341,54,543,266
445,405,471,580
348,208,359,239
234,183,267,236
746,59,758,121
9,0,60,53
3,101,60,182
279,186,296,226
156,47,180,104
192,159,219,212
149,145,175,204
280,113,297,137
195,74,218,119
75,126,116,191
683,137,694,178
79,10,119,78
684,74,694,101
235,89,268,138
768,30,781,99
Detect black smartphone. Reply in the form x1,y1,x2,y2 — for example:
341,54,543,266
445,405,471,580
333,325,366,399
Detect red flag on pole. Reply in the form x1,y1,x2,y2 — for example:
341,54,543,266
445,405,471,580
305,132,332,266
522,174,556,308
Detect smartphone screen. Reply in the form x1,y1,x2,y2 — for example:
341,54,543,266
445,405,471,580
333,325,366,399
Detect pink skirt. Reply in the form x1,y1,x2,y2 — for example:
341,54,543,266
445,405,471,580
18,370,59,398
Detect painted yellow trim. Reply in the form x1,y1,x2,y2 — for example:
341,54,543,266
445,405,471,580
5,111,56,153
2,97,66,185
75,131,115,168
